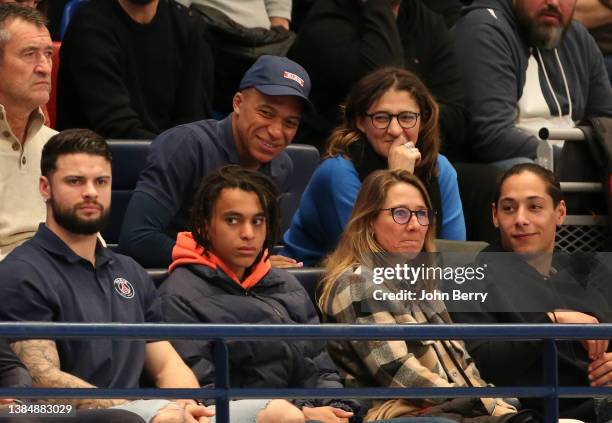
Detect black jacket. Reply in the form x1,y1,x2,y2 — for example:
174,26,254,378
57,0,214,139
160,263,360,413
451,243,612,420
289,0,466,160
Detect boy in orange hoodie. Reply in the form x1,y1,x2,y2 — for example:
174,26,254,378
159,165,360,423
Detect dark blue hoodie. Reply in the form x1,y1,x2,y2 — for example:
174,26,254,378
453,0,612,161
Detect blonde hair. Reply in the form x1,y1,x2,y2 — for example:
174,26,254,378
318,169,436,311
324,67,441,180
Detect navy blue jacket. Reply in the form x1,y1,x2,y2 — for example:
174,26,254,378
160,263,361,413
119,115,293,268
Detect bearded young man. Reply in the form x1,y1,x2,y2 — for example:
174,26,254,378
453,0,612,165
0,129,215,423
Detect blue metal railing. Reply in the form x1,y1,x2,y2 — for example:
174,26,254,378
1,323,612,423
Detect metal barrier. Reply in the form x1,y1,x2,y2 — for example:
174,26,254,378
538,127,590,141
1,323,612,423
535,126,610,252
535,126,595,179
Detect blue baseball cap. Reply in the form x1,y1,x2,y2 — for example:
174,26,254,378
239,55,313,108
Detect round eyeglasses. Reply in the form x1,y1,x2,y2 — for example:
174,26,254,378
366,111,420,130
381,207,435,226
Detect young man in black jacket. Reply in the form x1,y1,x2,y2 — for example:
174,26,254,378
159,166,360,423
451,163,612,421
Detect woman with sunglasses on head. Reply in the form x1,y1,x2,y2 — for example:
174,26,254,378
281,67,465,267
318,169,518,422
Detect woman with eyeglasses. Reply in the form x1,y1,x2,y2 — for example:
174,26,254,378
318,169,518,421
280,67,465,267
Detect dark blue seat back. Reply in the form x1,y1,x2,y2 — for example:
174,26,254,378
103,140,152,245
59,0,89,41
286,267,325,310
280,144,320,237
148,269,169,288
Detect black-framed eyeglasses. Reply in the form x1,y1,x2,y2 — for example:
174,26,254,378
381,207,435,226
366,111,420,130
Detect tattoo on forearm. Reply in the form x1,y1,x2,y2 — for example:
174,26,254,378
10,340,127,409
11,340,62,385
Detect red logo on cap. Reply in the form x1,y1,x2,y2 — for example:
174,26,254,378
283,71,304,87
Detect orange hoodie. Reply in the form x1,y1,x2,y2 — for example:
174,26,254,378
169,232,271,290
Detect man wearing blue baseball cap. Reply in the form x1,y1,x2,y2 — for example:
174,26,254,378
119,55,311,268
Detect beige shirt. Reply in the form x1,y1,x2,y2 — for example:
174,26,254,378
0,106,57,260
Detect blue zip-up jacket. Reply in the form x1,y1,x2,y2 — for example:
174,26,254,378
453,0,612,161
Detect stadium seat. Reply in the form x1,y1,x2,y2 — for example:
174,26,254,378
434,239,489,253
280,144,320,238
454,162,502,244
287,267,325,308
148,269,169,288
435,239,489,268
103,140,152,245
59,0,88,41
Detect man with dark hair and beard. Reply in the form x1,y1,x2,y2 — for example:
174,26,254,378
0,128,215,423
453,0,612,165
56,0,214,139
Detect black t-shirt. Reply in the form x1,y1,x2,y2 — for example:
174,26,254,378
57,0,214,139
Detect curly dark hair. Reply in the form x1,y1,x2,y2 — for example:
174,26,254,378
190,165,280,261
